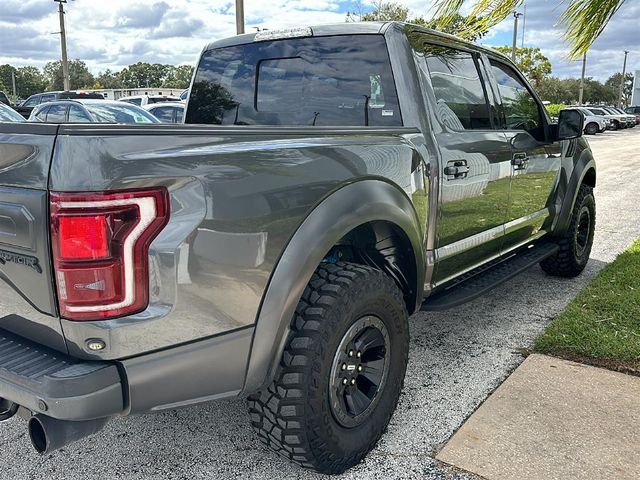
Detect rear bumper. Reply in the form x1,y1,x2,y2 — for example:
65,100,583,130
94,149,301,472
0,328,124,421
0,326,253,421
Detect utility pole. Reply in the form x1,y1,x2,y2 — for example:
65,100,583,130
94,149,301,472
511,12,523,62
618,50,629,108
521,1,527,48
578,52,587,106
235,0,245,35
11,71,16,98
54,0,70,91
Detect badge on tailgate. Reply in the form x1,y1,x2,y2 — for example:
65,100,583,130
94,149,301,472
0,201,41,273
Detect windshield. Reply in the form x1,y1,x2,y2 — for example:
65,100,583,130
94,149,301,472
85,103,159,124
187,34,402,127
0,104,24,122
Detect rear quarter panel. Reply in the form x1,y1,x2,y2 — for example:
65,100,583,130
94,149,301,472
52,125,424,359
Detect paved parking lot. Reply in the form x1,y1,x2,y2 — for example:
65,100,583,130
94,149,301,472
2,128,640,480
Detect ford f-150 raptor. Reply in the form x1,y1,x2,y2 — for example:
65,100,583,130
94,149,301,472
0,22,595,474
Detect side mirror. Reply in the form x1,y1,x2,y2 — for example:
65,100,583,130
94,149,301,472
555,109,584,141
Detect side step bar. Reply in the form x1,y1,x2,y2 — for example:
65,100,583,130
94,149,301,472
421,241,559,311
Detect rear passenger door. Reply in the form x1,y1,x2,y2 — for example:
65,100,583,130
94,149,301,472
417,42,514,284
486,57,562,250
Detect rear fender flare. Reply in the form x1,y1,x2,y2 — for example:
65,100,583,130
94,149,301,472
241,179,425,395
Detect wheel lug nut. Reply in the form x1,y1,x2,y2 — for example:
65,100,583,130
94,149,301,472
358,365,363,372
356,351,361,358
350,378,356,385
342,378,348,385
348,350,354,357
341,363,346,371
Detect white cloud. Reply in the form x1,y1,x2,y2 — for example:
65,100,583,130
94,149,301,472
0,0,637,81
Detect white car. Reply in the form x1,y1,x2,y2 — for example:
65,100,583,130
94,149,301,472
119,94,181,107
585,106,627,130
565,107,607,135
144,102,185,124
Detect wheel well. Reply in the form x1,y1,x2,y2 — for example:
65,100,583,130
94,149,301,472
583,167,596,188
324,221,418,314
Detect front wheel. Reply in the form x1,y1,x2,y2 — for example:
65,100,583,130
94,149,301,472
585,123,599,135
248,262,409,474
541,184,595,277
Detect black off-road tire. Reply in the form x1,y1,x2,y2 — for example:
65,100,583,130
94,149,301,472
540,184,595,278
248,262,409,474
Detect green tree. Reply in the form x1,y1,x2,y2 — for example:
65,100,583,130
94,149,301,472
44,59,95,90
95,69,123,89
0,65,47,99
605,72,634,106
348,2,487,40
162,65,194,89
118,62,173,89
433,0,627,58
494,46,552,89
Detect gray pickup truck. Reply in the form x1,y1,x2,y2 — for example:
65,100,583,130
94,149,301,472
0,22,595,474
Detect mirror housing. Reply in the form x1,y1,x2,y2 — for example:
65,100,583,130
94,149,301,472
553,109,584,141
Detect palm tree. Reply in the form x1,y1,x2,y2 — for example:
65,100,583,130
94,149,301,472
432,0,627,58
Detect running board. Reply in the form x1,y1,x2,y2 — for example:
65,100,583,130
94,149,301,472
421,242,559,311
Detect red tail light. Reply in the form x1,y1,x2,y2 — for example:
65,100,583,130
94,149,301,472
50,188,170,321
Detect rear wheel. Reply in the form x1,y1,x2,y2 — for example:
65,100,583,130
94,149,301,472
540,184,595,277
248,262,409,474
585,123,598,135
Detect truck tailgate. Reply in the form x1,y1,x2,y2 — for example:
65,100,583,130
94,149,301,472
0,124,64,351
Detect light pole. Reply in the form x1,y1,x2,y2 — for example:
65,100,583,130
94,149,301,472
578,52,587,106
511,12,523,62
235,0,245,35
54,0,70,91
618,50,629,108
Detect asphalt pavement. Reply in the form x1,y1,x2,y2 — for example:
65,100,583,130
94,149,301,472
2,127,640,480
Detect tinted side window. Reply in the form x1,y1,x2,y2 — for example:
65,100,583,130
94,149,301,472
23,95,40,107
34,106,49,122
490,60,543,137
151,106,175,123
68,105,92,123
423,46,492,131
40,94,56,104
175,107,184,123
187,35,402,126
46,104,67,123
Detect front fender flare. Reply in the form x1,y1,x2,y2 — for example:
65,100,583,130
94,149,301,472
241,179,425,395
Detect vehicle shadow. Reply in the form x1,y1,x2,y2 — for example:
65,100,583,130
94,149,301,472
1,258,609,480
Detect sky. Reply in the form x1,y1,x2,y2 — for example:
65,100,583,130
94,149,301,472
0,0,638,82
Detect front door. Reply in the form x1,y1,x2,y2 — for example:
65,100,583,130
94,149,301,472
417,43,513,284
486,57,562,251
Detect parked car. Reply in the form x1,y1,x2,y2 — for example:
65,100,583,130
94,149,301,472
584,106,627,130
624,106,640,124
28,99,160,124
0,22,595,475
564,107,608,135
144,102,185,123
14,90,105,118
0,103,24,122
607,106,636,127
119,94,181,106
0,92,10,106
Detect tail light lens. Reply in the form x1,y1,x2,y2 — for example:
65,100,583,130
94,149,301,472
50,188,170,321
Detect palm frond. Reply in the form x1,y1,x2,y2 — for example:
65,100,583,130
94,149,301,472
560,0,626,58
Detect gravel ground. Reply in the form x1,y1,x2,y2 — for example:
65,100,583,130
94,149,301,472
2,128,640,480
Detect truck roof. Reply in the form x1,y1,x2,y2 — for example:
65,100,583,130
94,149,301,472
204,21,513,65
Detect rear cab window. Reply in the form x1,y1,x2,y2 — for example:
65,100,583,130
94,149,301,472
187,34,402,127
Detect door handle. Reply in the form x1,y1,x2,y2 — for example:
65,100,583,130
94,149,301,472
444,161,469,180
512,153,529,170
